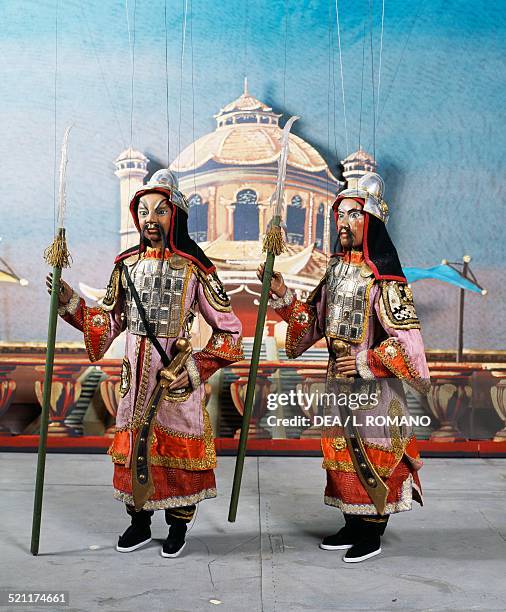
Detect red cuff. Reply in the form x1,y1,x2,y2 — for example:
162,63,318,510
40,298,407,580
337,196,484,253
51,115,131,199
61,298,85,332
82,307,111,362
193,352,231,383
372,339,430,394
367,350,392,378
202,332,244,362
272,293,297,323
286,301,316,359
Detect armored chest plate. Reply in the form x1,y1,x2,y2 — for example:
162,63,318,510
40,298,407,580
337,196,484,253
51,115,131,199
325,259,374,343
124,257,189,338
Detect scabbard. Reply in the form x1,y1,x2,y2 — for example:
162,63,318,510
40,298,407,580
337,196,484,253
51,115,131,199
131,380,165,511
329,339,389,515
345,428,389,516
130,337,193,511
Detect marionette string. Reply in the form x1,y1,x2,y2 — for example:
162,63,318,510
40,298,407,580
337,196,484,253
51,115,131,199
125,0,137,249
369,0,376,160
80,5,126,149
358,18,366,151
53,0,59,235
177,0,189,164
335,0,349,157
325,0,332,260
376,0,385,136
243,0,249,77
126,0,137,149
164,0,171,166
376,0,422,131
283,0,288,109
190,0,197,198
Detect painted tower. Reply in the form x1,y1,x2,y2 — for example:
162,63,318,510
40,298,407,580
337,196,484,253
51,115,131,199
114,147,149,251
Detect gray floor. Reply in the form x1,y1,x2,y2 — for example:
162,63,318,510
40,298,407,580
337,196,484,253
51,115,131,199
0,454,505,612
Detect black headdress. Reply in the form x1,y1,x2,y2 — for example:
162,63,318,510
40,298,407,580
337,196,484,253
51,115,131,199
332,196,406,282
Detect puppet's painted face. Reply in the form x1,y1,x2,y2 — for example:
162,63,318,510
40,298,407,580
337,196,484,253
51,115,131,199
336,198,365,249
137,193,172,248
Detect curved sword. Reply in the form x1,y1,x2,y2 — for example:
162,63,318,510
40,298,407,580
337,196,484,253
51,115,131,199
270,115,300,218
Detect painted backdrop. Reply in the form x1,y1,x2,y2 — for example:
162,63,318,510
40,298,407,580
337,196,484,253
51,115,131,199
0,0,504,350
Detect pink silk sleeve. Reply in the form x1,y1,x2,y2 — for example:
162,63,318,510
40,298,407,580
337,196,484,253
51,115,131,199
356,287,430,394
192,279,244,383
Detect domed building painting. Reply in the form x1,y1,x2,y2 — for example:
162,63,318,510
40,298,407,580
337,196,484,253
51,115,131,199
114,83,365,342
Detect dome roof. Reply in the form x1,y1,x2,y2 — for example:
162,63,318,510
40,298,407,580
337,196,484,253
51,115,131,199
341,148,376,165
170,82,331,174
171,127,329,173
115,147,148,164
216,79,275,115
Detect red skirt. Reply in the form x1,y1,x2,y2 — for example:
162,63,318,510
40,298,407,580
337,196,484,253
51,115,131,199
325,457,422,515
113,465,217,510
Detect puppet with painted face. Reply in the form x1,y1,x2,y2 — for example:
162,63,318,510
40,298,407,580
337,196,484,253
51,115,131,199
260,172,429,563
49,170,243,558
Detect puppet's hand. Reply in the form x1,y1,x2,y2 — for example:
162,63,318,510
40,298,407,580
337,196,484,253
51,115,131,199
335,356,358,377
257,264,287,298
46,273,73,305
168,370,190,390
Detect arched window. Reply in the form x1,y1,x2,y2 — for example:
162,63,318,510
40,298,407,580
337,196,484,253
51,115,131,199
286,195,305,245
188,194,208,243
233,189,259,241
315,203,325,250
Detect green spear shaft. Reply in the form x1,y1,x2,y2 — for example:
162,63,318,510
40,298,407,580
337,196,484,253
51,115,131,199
30,233,66,555
31,126,73,555
228,116,299,522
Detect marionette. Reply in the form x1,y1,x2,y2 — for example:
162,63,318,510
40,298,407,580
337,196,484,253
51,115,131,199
260,172,430,563
47,169,243,558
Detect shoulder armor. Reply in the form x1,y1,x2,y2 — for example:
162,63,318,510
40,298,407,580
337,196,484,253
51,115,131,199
196,269,231,312
101,264,123,311
168,253,190,270
379,281,421,330
360,262,374,278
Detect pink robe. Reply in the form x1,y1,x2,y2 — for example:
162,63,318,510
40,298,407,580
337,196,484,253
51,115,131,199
60,248,243,510
270,251,430,515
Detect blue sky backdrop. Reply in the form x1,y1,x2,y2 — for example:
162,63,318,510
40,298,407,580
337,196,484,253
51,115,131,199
0,0,504,348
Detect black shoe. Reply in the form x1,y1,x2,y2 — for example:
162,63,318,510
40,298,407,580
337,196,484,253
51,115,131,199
116,524,152,552
161,523,187,558
319,514,361,551
320,526,355,550
343,537,381,563
342,517,387,563
116,505,153,553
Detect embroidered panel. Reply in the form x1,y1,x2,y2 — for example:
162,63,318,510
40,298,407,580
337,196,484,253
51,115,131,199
124,257,190,338
325,260,374,343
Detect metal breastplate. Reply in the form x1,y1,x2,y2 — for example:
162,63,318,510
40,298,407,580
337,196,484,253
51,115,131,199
325,259,374,343
124,256,189,338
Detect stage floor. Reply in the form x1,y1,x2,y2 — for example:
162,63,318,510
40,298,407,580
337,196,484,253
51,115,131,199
1,455,505,611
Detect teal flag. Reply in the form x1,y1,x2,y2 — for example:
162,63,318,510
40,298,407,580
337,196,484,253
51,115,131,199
403,265,483,294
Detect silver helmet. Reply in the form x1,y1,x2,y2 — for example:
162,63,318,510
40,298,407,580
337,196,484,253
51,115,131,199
139,169,189,214
336,172,389,224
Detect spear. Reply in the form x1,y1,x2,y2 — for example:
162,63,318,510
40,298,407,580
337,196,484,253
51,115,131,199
228,116,299,522
31,125,73,555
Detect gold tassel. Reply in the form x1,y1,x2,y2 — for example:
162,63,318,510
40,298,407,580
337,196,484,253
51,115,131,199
44,227,72,269
262,225,287,256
